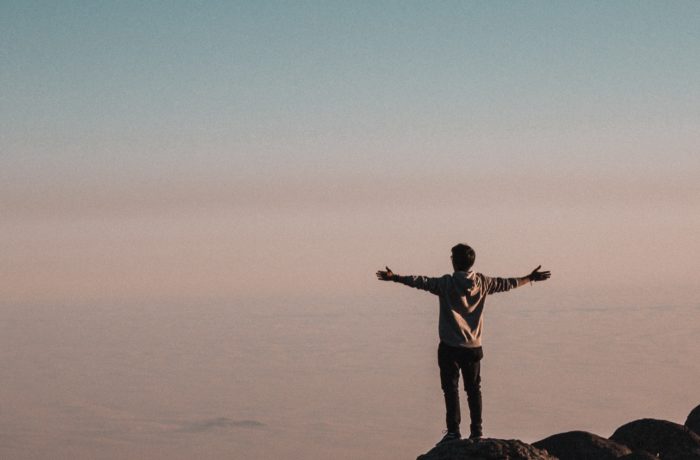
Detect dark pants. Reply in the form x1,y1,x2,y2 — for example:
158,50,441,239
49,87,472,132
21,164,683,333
438,342,483,436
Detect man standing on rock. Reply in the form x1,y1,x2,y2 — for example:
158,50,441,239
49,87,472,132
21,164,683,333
376,243,551,445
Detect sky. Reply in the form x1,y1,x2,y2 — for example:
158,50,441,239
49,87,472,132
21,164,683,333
2,1,700,306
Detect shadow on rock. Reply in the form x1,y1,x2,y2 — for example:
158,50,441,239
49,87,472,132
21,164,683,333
417,438,556,460
619,451,660,460
610,418,700,460
533,430,631,460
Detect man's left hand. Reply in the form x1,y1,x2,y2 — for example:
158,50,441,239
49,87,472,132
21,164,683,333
528,265,551,282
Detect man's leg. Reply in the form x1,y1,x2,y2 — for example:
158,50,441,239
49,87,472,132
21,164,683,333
437,343,461,435
459,347,483,438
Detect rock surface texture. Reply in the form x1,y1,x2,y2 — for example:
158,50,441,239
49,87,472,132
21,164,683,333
610,418,700,460
533,430,631,460
618,452,661,460
416,438,557,460
687,405,700,436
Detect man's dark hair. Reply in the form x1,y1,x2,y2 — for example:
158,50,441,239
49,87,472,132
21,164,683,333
451,244,476,271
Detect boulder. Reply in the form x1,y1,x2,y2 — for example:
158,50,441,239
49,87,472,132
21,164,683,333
533,430,631,460
686,405,700,436
417,438,557,460
610,418,700,460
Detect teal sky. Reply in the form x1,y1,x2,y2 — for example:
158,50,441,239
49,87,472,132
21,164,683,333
2,1,700,304
4,1,699,180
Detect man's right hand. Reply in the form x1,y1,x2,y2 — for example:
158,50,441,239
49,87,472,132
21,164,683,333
376,266,394,281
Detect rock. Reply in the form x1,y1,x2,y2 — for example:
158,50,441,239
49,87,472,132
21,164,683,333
686,405,700,436
417,438,557,460
533,430,632,460
610,418,700,460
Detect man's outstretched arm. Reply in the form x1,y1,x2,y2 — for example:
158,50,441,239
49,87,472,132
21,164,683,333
376,266,442,295
485,265,551,294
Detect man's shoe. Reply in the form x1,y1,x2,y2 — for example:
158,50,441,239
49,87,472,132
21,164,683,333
468,432,482,441
436,431,461,446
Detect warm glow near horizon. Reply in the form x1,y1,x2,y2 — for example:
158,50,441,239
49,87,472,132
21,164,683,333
3,170,699,305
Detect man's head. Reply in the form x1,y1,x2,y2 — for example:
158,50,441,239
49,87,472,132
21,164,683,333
451,244,475,272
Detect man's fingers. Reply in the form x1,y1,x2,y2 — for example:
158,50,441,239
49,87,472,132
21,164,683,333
376,269,391,281
386,266,392,272
530,266,551,281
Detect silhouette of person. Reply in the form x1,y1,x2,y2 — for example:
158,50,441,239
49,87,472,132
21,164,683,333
376,243,550,445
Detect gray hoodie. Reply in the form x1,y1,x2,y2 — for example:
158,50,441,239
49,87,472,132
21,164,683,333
392,271,519,348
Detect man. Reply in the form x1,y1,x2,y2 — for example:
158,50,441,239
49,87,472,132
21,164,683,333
376,243,550,445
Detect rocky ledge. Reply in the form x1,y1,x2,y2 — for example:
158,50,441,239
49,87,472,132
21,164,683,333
418,438,556,460
417,403,700,460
